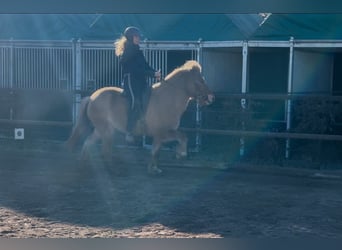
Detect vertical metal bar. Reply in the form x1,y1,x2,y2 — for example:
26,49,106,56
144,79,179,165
95,49,98,89
34,47,37,88
33,47,36,88
114,49,118,86
195,44,203,152
29,48,32,88
0,47,2,86
16,47,19,88
54,48,58,89
103,49,107,87
87,49,90,89
76,40,82,90
164,50,167,77
45,48,48,88
73,39,82,123
102,49,106,86
65,48,69,90
286,37,294,159
69,47,73,90
21,48,25,88
36,49,41,88
240,41,249,157
26,48,29,88
86,49,89,89
36,47,39,88
42,47,45,88
9,40,14,119
96,49,99,88
105,49,108,86
9,39,14,88
100,49,102,87
116,49,120,86
38,48,42,88
46,48,49,88
51,47,54,88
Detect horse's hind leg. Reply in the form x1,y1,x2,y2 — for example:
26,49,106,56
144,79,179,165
148,138,163,175
80,129,100,163
148,131,188,175
100,128,115,166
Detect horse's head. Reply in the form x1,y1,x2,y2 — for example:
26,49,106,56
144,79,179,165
185,61,215,106
194,76,215,106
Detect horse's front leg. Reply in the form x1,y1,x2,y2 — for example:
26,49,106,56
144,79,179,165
148,138,163,175
174,131,188,159
162,130,188,159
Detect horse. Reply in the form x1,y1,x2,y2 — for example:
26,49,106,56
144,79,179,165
67,60,215,174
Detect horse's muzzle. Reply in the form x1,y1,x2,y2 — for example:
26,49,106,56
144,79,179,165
198,94,215,106
207,94,215,104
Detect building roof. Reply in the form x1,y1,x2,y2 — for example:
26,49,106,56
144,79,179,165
0,14,263,41
2,14,342,42
251,14,342,40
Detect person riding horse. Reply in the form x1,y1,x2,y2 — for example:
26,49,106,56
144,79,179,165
114,27,161,142
67,60,214,174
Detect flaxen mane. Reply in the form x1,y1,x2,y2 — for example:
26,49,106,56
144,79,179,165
152,60,201,89
165,60,201,81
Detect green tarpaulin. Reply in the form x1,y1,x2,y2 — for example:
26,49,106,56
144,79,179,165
0,14,261,41
1,14,342,42
251,14,342,40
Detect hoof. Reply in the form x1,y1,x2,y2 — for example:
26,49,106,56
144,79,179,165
148,165,163,175
176,151,187,159
125,133,135,143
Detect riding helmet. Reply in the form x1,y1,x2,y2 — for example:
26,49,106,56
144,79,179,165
124,26,142,41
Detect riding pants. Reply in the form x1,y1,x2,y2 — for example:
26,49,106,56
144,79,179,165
123,73,150,133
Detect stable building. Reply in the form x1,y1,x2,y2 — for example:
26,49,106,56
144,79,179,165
1,14,341,163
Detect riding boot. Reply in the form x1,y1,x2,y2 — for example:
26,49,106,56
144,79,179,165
126,107,139,143
126,118,135,143
139,88,151,134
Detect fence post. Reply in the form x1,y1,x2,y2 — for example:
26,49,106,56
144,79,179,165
194,40,203,152
240,41,249,158
9,38,14,89
9,38,14,120
72,38,82,124
286,37,294,159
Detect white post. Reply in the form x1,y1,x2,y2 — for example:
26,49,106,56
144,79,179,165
9,38,14,120
9,38,14,89
73,39,82,124
194,41,203,152
240,41,248,157
286,37,294,159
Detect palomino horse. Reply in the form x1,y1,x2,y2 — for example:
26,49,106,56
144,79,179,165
67,60,214,174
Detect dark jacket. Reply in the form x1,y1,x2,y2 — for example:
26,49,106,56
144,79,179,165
120,42,155,94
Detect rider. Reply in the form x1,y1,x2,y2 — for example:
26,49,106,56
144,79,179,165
114,26,161,142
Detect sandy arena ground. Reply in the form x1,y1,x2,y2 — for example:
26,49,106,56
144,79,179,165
0,144,341,238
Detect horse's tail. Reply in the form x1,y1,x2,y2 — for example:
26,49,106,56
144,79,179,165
66,96,93,152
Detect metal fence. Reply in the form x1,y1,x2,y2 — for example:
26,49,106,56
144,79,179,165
2,39,342,163
79,42,121,90
0,40,201,138
0,44,12,88
0,40,200,89
0,41,74,89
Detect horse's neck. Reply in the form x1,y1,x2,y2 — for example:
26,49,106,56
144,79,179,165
157,82,190,113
